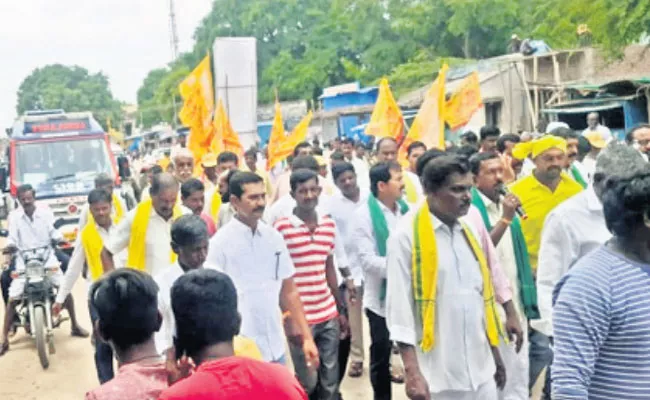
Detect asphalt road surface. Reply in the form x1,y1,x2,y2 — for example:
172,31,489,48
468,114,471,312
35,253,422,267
0,275,409,400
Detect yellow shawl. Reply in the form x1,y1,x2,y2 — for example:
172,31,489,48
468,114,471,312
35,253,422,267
127,199,182,271
412,202,504,352
404,173,419,204
80,222,105,281
210,190,222,225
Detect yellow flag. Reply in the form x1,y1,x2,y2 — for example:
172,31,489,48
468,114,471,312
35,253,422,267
266,99,286,170
274,111,313,162
405,64,448,150
365,78,405,143
179,54,215,166
445,71,483,130
212,99,243,156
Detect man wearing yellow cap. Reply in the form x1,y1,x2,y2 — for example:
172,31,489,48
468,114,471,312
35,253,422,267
510,135,583,273
510,136,582,397
200,153,219,192
581,131,607,180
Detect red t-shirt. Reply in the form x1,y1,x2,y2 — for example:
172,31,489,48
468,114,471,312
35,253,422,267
158,356,307,400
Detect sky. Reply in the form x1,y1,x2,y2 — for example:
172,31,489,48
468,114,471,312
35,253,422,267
0,0,214,128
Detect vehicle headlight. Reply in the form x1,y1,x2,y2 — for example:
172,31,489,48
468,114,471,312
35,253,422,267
25,262,44,279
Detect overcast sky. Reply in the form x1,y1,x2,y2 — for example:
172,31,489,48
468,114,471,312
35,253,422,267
0,0,213,128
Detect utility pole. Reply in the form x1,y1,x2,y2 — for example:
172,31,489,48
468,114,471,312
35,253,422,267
169,0,180,127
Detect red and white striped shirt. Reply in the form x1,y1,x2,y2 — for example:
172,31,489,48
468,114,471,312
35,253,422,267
274,214,339,325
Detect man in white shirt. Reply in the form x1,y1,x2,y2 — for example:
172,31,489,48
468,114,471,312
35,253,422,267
154,215,208,371
375,137,399,163
329,162,370,379
342,138,370,189
352,161,408,399
386,154,506,399
0,184,89,356
54,189,122,383
205,171,319,366
581,112,612,142
469,152,535,400
101,173,188,277
533,143,646,397
78,173,129,229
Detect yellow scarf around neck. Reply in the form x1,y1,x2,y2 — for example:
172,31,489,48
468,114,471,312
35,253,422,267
127,199,182,271
404,173,418,204
412,202,504,352
210,190,222,224
81,222,106,281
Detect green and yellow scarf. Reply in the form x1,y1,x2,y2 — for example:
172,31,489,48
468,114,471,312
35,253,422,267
470,188,539,320
570,164,587,189
412,201,505,352
368,195,409,301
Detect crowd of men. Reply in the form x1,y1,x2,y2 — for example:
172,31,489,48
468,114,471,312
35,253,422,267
2,112,650,400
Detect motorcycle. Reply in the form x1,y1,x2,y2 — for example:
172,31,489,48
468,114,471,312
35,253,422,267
5,245,61,369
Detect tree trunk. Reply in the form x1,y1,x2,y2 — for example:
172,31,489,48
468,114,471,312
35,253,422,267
464,30,471,58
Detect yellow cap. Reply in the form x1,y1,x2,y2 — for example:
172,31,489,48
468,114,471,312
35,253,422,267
201,153,218,167
512,135,567,160
584,131,607,149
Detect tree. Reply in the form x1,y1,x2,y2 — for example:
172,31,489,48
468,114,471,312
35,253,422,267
137,68,171,128
16,64,122,130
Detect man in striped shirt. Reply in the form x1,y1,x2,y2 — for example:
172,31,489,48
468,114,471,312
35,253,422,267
274,169,351,400
552,168,650,399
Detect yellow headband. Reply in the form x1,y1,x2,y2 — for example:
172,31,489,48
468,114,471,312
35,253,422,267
512,135,567,160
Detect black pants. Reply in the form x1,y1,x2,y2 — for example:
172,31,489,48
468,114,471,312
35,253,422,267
338,284,351,396
366,309,391,400
1,262,13,306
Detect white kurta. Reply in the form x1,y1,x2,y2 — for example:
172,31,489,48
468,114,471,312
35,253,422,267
386,210,497,396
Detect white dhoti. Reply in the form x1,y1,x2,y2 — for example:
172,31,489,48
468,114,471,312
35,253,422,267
434,379,498,400
498,323,529,400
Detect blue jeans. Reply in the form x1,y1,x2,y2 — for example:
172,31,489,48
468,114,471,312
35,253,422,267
529,329,552,399
89,300,115,383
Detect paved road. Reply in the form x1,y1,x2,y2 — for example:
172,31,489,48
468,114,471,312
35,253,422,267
0,277,409,400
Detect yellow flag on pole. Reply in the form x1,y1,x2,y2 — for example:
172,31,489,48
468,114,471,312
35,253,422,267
266,99,286,170
275,111,313,160
212,99,243,156
365,78,405,143
444,71,483,130
179,54,215,164
404,64,449,151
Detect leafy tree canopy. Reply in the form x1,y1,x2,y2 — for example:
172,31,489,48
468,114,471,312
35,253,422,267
16,64,122,130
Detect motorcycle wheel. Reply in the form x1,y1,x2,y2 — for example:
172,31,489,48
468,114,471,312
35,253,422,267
34,307,49,369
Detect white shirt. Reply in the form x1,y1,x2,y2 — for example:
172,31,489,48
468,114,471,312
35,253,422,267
350,157,370,190
77,194,128,229
154,262,185,355
56,222,125,304
352,198,403,317
386,211,495,394
216,203,236,230
7,206,61,271
205,217,295,362
105,206,189,277
475,190,523,322
533,186,611,336
326,188,370,286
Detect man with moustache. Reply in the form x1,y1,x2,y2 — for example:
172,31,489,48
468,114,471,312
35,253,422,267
171,149,195,185
550,127,588,188
509,136,583,398
625,124,650,160
386,155,507,399
205,172,319,367
469,152,538,399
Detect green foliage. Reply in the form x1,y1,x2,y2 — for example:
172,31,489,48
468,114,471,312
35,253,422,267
136,0,650,124
16,64,122,130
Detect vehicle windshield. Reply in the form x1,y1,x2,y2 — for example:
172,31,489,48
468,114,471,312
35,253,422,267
14,137,112,185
